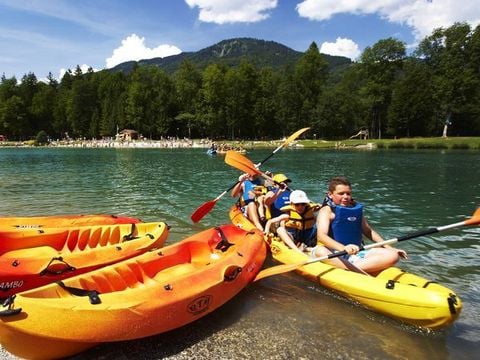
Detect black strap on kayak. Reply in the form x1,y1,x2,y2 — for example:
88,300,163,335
55,281,101,305
215,226,234,252
447,294,459,314
0,295,22,317
122,223,137,241
39,256,76,276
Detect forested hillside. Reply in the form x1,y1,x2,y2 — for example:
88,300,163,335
1,24,479,142
110,38,351,74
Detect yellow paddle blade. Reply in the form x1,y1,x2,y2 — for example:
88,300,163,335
254,262,307,281
283,127,310,148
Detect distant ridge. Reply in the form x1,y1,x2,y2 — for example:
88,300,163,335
110,37,352,74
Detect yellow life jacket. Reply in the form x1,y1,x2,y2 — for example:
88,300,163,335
254,185,268,196
280,203,318,231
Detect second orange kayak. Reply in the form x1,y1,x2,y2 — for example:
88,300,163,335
0,222,169,298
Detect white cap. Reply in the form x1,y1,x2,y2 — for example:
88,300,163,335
290,190,311,204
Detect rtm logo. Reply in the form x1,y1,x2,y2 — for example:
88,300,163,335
0,280,24,291
187,295,212,315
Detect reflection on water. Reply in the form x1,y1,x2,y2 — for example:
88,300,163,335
0,147,479,359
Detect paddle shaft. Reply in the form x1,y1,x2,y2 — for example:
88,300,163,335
303,221,467,266
191,128,309,222
254,211,480,281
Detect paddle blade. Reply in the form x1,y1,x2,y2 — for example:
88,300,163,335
465,207,480,226
225,151,260,176
283,127,310,148
191,200,217,223
254,262,305,282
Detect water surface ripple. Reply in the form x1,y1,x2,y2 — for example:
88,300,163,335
0,147,478,359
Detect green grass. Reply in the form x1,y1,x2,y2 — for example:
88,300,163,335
295,137,480,150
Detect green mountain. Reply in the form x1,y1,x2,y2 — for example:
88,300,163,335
110,37,352,74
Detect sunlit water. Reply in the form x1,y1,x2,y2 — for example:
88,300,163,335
0,147,479,359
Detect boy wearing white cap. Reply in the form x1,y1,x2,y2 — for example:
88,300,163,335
264,190,320,254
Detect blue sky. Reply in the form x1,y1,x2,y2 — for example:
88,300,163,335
1,0,479,81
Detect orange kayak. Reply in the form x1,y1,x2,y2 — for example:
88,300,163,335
0,224,266,360
0,222,169,298
0,214,142,229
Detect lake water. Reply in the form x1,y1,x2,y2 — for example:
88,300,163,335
0,147,479,359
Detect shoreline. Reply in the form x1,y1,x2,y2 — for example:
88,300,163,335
1,136,479,150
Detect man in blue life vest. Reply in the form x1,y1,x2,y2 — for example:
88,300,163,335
264,189,320,254
315,176,407,274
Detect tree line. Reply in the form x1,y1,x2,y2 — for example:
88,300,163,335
1,22,479,142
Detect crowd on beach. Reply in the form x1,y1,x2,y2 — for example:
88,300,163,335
48,137,199,148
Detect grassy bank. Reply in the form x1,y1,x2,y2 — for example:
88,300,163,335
295,137,480,150
229,137,480,150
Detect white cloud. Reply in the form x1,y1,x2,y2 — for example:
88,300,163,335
105,34,182,68
320,37,361,60
185,0,277,24
296,0,480,40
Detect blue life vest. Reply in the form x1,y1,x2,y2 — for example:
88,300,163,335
270,188,291,218
240,178,263,206
328,201,363,247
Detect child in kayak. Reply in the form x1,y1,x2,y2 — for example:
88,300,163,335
315,176,407,274
264,190,320,254
231,173,266,231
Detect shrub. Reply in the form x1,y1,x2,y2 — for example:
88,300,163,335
35,130,49,146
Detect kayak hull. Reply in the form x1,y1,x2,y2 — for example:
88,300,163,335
0,222,169,297
229,205,462,329
0,224,266,359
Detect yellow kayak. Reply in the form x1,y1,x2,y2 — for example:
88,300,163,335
229,205,462,329
0,224,266,360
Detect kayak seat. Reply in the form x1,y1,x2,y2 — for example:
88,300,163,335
152,263,198,282
187,241,215,265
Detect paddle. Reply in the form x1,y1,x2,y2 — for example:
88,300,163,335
254,207,480,281
224,150,271,179
190,128,309,223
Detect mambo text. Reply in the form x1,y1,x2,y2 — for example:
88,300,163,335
0,280,24,291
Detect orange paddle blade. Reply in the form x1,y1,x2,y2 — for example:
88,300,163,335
225,151,261,176
465,207,480,226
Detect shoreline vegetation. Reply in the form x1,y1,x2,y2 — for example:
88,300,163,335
1,137,480,150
